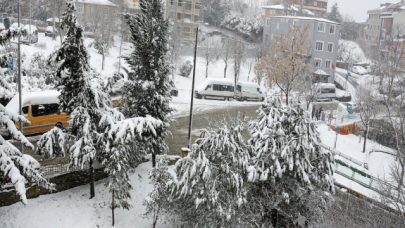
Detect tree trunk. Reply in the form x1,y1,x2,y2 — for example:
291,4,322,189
398,161,405,200
270,209,278,227
102,53,105,71
206,62,209,78
152,153,156,167
286,90,289,106
112,189,115,226
363,126,368,153
334,133,338,149
224,62,227,78
89,158,95,199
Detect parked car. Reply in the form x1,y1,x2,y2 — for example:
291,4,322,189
195,78,235,101
313,83,336,102
21,24,38,44
352,66,367,75
45,26,58,37
171,86,179,96
10,23,24,29
235,81,265,101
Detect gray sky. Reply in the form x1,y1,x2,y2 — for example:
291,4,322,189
328,0,399,22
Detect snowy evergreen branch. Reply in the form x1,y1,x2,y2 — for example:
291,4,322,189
0,27,27,46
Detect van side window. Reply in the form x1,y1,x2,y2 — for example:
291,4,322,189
32,103,59,117
321,88,335,93
205,85,211,90
213,84,221,91
22,106,29,115
237,85,241,92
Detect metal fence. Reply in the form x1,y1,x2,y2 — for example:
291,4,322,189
39,163,90,179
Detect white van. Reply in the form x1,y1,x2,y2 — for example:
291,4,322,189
194,78,235,101
21,24,38,44
235,81,264,102
314,83,336,102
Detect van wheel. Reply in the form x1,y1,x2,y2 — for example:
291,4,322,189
261,97,265,102
223,97,227,101
203,95,206,100
55,122,63,129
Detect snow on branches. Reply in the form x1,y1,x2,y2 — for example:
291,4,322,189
0,104,54,205
166,124,248,227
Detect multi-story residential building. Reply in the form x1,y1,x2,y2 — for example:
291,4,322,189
292,0,328,18
263,16,341,83
365,1,405,48
261,4,314,17
262,1,328,18
122,0,141,13
164,0,202,42
73,0,118,28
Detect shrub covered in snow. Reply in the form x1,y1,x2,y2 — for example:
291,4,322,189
178,60,193,77
220,13,263,41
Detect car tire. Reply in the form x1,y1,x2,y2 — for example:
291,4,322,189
203,95,206,100
55,122,63,129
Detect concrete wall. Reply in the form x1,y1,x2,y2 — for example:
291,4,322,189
263,17,340,83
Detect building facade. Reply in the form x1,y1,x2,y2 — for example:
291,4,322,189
291,0,328,18
73,0,118,29
164,0,202,42
263,16,340,83
365,1,405,48
261,4,314,17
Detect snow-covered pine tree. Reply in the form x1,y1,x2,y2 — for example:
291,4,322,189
0,28,27,105
166,124,248,227
143,156,173,228
0,103,54,204
121,0,174,167
246,97,335,227
326,3,342,23
97,114,164,226
39,1,125,199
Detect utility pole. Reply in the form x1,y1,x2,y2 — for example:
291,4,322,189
187,26,199,149
18,0,23,153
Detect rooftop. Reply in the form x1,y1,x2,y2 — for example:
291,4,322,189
73,0,117,7
269,16,341,25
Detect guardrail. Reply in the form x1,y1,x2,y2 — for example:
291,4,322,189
320,143,363,166
335,162,404,204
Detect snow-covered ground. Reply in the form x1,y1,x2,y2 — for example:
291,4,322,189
0,161,173,228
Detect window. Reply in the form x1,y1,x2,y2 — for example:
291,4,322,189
366,34,368,39
237,85,242,92
327,43,333,52
22,106,29,115
170,0,174,5
213,84,234,92
315,41,323,51
178,0,183,6
31,104,59,117
169,12,174,18
330,25,335,34
314,59,322,68
325,60,332,69
314,1,317,6
76,4,84,13
318,22,325,32
266,19,270,26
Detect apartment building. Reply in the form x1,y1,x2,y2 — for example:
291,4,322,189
165,0,202,42
73,0,118,27
263,16,340,83
291,0,328,18
365,1,405,48
261,4,314,17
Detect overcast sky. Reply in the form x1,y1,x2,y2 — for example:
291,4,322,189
328,0,400,22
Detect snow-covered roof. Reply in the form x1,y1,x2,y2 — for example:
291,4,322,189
314,69,330,76
270,16,341,25
46,18,61,23
237,81,260,87
73,0,117,7
262,5,314,16
6,91,61,115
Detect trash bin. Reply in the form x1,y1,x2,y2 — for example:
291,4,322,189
181,147,191,158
